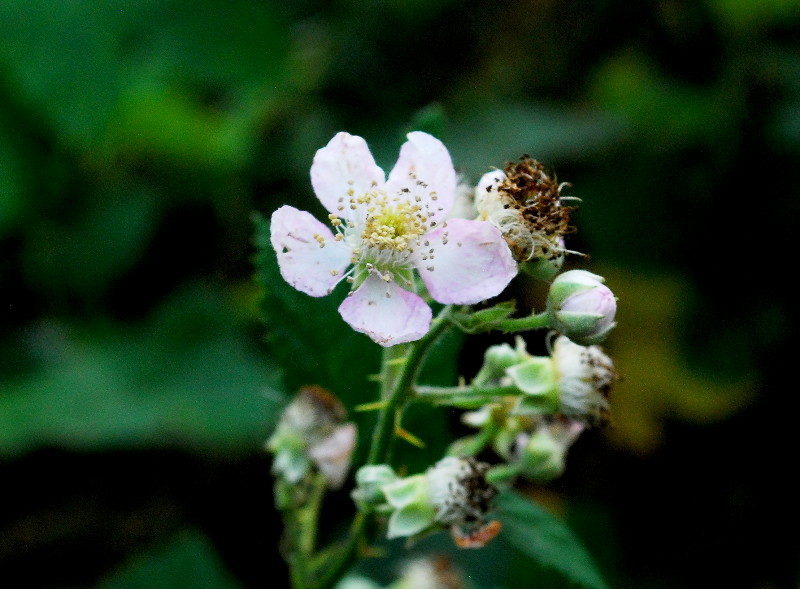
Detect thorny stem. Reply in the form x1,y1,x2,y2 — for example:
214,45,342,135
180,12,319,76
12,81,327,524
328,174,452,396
309,305,454,589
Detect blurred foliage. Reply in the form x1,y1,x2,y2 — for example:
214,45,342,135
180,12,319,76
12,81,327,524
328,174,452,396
96,530,246,589
2,0,799,588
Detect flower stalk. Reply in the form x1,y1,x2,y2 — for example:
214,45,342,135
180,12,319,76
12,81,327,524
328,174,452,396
307,306,454,589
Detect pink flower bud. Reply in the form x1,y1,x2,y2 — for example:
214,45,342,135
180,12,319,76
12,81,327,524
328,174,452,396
547,270,617,345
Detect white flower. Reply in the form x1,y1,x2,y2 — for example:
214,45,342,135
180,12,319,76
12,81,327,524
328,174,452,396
271,132,517,346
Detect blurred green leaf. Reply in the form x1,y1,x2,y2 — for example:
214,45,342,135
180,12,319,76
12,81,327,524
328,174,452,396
496,489,609,589
448,102,624,174
708,0,800,32
22,186,160,298
0,129,26,237
0,285,284,455
0,0,289,149
589,52,739,148
97,530,245,589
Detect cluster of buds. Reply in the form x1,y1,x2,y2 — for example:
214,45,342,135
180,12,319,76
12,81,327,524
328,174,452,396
460,404,586,483
352,457,501,548
265,132,622,567
470,335,616,424
442,335,616,483
266,386,357,490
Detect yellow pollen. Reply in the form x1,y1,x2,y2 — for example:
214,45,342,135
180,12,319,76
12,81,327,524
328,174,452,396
313,233,326,248
361,199,425,251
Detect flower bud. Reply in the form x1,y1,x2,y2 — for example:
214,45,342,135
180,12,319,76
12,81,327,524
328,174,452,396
376,457,500,546
266,386,357,489
351,464,398,507
519,239,565,281
551,335,616,425
547,269,617,345
515,417,585,481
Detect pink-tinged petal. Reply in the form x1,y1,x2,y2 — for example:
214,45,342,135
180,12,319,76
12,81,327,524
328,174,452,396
385,131,456,218
310,132,385,219
270,205,352,297
338,274,432,346
308,423,357,490
416,218,517,304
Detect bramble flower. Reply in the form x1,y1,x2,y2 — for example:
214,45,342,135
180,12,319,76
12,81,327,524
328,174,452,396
475,157,575,277
271,132,517,346
547,269,617,345
266,386,357,489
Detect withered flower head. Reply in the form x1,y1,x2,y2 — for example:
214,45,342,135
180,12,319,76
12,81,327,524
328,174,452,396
476,157,576,265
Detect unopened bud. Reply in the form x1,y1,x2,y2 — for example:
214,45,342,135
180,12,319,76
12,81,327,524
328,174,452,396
516,417,585,481
547,270,617,345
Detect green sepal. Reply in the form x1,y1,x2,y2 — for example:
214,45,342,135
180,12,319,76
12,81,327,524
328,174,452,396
506,358,557,397
381,475,427,509
547,278,595,308
520,253,564,282
386,503,436,539
553,310,604,333
352,465,398,507
450,300,517,334
381,474,436,539
512,394,559,416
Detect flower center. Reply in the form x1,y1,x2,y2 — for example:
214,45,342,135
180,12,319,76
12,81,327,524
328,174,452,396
361,200,425,252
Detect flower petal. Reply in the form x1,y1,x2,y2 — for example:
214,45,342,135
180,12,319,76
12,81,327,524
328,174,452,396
416,218,517,304
310,132,385,219
338,274,432,346
270,205,352,297
385,131,456,219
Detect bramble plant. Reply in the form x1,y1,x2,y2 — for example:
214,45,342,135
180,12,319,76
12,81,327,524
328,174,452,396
255,130,618,589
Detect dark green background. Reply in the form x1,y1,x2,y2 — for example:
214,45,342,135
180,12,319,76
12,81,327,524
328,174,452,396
1,1,797,588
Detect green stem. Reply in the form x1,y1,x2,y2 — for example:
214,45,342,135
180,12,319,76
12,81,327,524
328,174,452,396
368,305,454,464
309,305,454,589
413,383,519,409
493,310,550,333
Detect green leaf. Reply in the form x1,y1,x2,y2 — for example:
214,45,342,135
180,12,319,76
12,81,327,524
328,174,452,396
0,285,284,456
97,530,245,589
496,489,609,589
